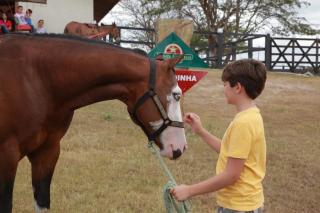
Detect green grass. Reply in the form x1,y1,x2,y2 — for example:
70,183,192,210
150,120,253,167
13,71,320,212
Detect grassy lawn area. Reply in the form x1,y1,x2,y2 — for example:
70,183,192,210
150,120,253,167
13,71,320,213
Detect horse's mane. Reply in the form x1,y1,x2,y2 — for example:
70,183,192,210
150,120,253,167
4,33,148,57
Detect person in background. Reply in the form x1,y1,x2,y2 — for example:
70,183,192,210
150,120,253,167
5,9,15,31
36,19,46,34
25,9,33,25
14,5,34,32
25,9,35,32
14,5,27,25
0,12,12,33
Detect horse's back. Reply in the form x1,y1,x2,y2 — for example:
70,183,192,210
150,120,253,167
64,21,77,34
64,21,101,37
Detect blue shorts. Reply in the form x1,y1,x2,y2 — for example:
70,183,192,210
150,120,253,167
217,206,263,213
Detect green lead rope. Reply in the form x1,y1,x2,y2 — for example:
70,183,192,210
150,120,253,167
148,141,192,213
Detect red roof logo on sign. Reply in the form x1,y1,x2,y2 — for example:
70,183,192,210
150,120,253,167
164,44,183,55
175,69,208,94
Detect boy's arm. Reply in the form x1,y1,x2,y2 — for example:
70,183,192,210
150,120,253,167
14,15,20,25
197,128,221,153
184,112,221,153
171,157,245,201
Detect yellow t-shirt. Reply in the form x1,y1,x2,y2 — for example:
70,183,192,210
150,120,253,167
216,107,266,211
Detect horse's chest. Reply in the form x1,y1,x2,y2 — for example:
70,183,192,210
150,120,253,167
20,112,73,156
19,128,49,155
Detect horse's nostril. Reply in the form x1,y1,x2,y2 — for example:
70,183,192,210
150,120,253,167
172,149,182,160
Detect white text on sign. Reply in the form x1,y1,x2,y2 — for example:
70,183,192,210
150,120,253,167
176,75,197,82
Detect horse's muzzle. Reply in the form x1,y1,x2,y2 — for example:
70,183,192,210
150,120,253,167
172,149,182,160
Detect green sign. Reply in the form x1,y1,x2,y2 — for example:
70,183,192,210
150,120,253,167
148,32,208,68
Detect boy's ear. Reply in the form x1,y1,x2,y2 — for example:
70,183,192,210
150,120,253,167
235,82,244,93
166,55,184,69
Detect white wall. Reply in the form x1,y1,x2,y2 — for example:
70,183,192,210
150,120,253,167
18,0,94,33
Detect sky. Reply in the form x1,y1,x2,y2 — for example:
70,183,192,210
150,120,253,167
102,0,320,33
299,0,320,29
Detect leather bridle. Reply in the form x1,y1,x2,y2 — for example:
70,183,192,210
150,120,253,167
130,59,184,142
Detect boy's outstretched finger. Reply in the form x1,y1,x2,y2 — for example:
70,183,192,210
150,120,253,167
184,113,192,123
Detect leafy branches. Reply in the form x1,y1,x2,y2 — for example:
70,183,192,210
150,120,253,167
118,0,319,54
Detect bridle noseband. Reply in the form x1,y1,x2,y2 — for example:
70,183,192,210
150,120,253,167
130,59,184,142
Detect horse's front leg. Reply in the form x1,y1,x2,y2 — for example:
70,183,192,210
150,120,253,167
0,179,15,213
28,138,61,213
0,137,20,213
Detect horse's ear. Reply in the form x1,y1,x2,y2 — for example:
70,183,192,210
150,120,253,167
166,55,184,69
112,22,116,27
155,53,164,61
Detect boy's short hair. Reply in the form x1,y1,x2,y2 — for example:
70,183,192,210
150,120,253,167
27,9,32,14
222,59,267,99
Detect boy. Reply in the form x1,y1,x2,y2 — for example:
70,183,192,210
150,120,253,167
25,9,36,32
25,9,33,25
36,19,46,34
171,59,267,213
14,5,27,25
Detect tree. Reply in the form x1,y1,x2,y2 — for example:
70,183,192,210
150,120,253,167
114,0,155,49
173,0,319,64
117,0,196,50
119,0,319,62
192,0,317,52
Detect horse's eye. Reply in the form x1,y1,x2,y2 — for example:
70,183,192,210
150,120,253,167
173,93,181,101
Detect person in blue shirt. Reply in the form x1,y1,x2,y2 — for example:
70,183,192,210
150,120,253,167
25,9,35,33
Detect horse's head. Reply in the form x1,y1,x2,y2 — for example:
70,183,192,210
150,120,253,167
100,22,120,43
128,56,187,160
110,22,120,43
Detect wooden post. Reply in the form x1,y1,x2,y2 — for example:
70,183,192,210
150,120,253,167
217,33,224,68
316,39,319,73
248,39,253,59
291,39,295,72
265,34,272,70
206,49,210,67
231,38,237,61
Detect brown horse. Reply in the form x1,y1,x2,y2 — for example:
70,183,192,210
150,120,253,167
64,21,121,42
0,33,187,213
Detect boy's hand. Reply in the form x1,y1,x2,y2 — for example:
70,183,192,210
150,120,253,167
184,112,203,135
170,184,191,201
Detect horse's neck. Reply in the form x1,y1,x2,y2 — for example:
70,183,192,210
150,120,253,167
42,44,148,111
100,26,112,33
85,23,97,29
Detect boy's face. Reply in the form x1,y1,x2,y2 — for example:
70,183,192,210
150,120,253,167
18,7,23,13
38,20,44,27
223,81,238,105
26,11,32,17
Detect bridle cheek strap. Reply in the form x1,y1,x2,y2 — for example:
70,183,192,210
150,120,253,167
131,59,184,142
